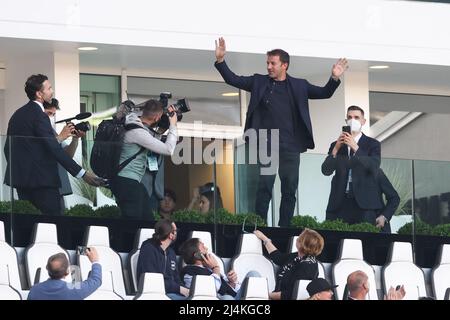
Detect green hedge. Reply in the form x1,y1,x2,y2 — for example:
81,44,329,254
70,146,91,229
0,200,41,214
398,220,450,237
291,215,380,233
171,209,266,227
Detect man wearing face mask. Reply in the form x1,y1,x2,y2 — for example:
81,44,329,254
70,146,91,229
43,98,86,213
110,99,178,220
322,105,383,224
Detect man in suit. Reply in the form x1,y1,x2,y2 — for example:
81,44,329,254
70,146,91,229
28,248,101,300
375,169,400,233
322,105,382,224
3,74,103,215
214,37,348,227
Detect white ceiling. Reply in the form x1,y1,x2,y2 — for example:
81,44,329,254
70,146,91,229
1,37,450,96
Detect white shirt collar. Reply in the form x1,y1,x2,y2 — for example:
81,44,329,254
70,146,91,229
34,100,45,112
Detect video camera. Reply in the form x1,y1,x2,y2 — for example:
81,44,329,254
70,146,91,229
55,112,92,133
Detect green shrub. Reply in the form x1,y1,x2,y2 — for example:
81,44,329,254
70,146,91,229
171,210,207,223
0,200,40,214
233,213,267,227
431,224,450,237
319,219,350,232
397,219,434,235
348,222,380,233
206,208,239,225
65,204,95,217
94,205,121,219
291,215,320,229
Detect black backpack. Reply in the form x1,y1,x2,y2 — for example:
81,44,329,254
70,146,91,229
90,117,145,179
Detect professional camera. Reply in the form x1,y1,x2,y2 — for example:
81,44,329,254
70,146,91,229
74,121,91,133
155,92,190,133
55,112,92,134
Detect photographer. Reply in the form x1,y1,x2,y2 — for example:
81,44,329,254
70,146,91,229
44,98,87,213
110,99,178,220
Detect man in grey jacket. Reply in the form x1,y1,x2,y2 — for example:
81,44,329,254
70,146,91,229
110,99,178,220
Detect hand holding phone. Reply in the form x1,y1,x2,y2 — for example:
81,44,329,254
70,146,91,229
342,125,351,134
77,246,89,255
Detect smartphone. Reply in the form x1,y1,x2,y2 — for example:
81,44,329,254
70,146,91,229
342,125,351,134
77,246,89,255
194,251,204,260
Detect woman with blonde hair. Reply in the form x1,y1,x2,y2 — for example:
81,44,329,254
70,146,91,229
254,228,324,300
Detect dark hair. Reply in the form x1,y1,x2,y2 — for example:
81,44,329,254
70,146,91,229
43,98,60,110
179,238,201,265
266,49,290,70
151,219,175,243
25,74,48,100
142,99,163,117
199,182,223,211
347,105,365,117
164,188,177,203
46,253,69,280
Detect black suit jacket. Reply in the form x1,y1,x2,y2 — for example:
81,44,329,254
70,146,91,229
4,101,82,188
377,170,400,222
322,134,383,211
215,60,340,152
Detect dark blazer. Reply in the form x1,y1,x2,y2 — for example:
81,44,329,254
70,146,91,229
215,61,340,152
27,263,102,300
4,101,82,188
322,134,383,211
377,169,400,233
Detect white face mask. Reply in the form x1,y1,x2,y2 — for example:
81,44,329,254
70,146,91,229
346,118,362,133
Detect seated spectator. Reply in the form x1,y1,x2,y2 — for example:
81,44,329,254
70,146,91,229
187,182,223,214
347,270,406,300
136,219,189,300
159,188,177,219
28,248,101,300
346,270,370,300
179,238,250,300
254,228,324,300
306,278,337,300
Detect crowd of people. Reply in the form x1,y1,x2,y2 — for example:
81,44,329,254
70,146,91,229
2,37,409,300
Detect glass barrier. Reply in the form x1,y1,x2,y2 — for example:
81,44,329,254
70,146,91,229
1,132,449,268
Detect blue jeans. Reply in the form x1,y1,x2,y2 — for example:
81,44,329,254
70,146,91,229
233,271,261,300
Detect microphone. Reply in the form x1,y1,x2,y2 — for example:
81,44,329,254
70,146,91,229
55,112,92,124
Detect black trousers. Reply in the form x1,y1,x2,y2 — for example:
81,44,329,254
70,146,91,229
255,151,300,227
110,176,154,221
326,195,377,225
17,187,61,215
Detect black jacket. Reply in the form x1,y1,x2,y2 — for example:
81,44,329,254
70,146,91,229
215,60,340,152
270,251,319,300
181,265,236,297
322,133,383,211
136,239,181,294
4,101,81,188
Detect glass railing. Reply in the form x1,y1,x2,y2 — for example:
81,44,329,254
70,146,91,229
0,133,449,266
